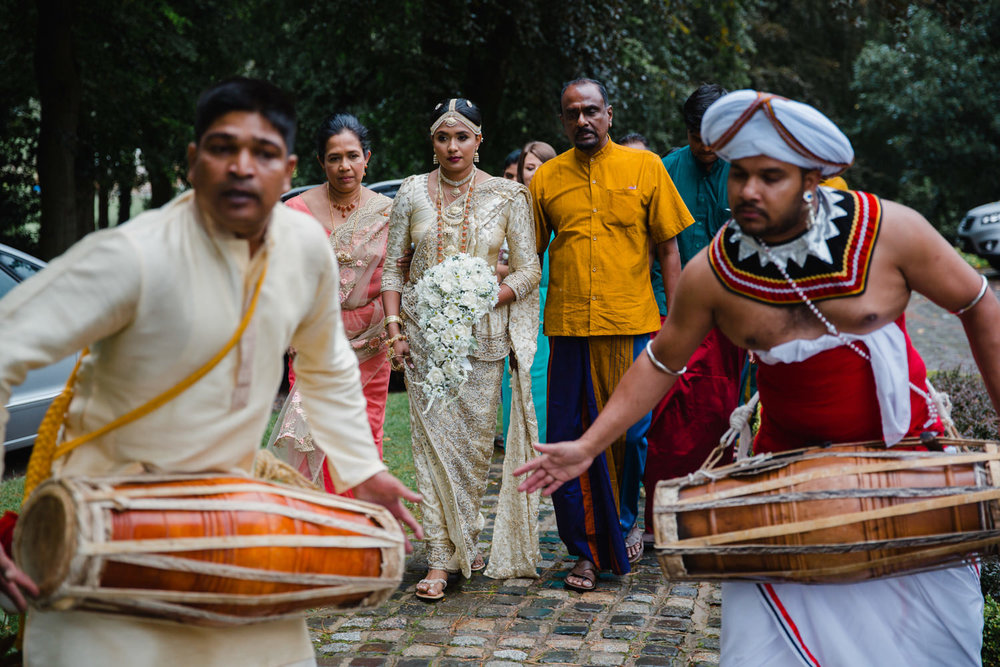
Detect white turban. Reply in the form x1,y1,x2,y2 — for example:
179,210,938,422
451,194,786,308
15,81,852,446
701,90,853,177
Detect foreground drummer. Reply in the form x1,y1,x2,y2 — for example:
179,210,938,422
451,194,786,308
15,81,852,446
0,77,421,666
516,90,1000,665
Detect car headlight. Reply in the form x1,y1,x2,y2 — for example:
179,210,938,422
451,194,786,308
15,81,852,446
983,212,1000,225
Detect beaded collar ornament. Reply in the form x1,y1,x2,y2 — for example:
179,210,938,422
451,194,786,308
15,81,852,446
708,188,882,305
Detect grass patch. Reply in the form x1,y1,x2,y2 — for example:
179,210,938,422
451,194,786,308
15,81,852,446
382,391,416,492
0,476,23,516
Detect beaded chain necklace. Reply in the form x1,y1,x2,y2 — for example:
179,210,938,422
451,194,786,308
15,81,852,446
759,240,940,427
435,167,476,262
327,182,361,223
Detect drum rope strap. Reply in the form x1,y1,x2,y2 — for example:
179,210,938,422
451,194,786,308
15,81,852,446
23,261,268,501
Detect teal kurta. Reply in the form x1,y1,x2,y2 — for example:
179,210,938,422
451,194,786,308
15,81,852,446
650,146,731,314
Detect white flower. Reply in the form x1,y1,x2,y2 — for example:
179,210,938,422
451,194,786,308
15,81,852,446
412,253,500,410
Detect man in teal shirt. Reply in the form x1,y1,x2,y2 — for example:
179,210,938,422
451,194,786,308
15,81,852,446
650,83,731,314
642,84,748,542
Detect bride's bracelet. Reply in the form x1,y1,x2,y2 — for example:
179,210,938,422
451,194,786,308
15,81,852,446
385,334,408,351
383,315,404,327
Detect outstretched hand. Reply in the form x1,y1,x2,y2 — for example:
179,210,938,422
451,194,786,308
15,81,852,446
352,470,423,553
514,440,596,496
0,547,38,612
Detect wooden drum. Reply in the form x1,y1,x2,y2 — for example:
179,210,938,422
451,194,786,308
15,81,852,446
13,473,404,625
653,438,1000,583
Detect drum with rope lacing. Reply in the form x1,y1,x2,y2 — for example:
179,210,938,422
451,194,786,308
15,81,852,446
13,472,404,625
652,437,1000,583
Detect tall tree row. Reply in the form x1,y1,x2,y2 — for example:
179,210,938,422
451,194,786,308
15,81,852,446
1,0,997,259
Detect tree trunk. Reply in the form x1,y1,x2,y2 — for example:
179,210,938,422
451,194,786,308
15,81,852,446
97,174,110,230
148,165,174,209
117,178,133,225
35,0,80,260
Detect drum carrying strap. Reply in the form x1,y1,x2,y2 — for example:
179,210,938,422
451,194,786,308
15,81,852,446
22,262,269,501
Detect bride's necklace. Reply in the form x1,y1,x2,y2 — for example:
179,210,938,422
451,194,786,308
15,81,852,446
435,168,476,262
327,183,361,220
440,168,475,196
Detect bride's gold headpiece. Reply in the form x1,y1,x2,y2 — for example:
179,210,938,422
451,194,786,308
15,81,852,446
429,99,482,136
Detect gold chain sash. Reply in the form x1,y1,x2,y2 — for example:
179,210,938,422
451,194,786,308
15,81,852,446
23,263,268,501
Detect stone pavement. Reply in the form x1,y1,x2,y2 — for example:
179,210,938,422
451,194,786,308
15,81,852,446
307,463,720,667
305,273,989,666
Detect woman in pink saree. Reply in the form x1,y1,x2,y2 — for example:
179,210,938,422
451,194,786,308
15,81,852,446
267,113,391,493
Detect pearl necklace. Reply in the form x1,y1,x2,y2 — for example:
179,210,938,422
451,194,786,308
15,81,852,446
435,168,476,262
440,168,475,196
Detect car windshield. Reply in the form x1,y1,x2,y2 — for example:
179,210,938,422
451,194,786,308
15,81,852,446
0,251,42,280
0,250,42,299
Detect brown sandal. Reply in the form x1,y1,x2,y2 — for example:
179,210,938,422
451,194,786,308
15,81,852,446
564,559,597,592
415,577,447,601
471,553,486,572
626,524,645,565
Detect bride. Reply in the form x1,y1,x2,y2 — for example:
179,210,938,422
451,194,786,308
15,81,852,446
380,98,541,600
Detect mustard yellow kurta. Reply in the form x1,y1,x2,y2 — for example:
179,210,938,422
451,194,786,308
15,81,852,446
530,141,694,336
0,190,385,667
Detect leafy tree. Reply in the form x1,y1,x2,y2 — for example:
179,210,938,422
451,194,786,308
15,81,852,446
850,3,1000,234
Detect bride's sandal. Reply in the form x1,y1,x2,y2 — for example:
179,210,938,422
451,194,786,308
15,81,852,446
415,577,448,601
470,553,486,572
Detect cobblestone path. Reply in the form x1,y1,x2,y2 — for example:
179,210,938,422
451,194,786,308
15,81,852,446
305,272,989,666
307,463,720,667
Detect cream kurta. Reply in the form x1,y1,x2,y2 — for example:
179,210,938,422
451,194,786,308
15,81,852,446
0,190,386,667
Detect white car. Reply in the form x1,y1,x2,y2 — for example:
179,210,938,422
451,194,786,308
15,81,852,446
957,200,1000,271
1,244,78,451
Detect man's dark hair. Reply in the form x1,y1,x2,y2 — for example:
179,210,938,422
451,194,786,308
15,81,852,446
560,78,610,110
430,98,483,129
315,113,371,159
195,77,296,150
682,83,728,133
619,132,650,150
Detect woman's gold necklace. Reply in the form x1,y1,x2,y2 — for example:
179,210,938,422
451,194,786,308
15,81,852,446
435,167,476,262
327,182,361,223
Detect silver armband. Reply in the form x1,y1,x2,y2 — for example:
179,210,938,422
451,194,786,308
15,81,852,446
644,340,686,376
951,274,989,316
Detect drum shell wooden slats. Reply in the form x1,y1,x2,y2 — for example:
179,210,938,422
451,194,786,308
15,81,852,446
653,440,1000,584
13,474,404,625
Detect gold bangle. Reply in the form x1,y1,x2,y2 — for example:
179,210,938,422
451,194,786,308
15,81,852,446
385,334,408,348
383,315,404,327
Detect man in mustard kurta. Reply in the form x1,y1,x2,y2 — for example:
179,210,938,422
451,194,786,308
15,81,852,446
0,78,421,667
530,78,693,591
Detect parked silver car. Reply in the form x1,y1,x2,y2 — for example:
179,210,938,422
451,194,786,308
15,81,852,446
1,244,77,451
957,200,1000,271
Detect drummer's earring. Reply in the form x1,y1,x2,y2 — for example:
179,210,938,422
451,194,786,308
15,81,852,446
803,190,818,230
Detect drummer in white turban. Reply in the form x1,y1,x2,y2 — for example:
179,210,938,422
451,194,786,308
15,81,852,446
514,90,1000,666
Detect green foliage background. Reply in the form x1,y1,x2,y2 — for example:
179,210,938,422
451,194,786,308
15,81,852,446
2,1,998,258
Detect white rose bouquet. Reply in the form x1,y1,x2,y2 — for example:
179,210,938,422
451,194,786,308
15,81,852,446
412,252,501,409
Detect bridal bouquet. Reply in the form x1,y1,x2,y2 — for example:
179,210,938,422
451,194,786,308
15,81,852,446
413,252,500,408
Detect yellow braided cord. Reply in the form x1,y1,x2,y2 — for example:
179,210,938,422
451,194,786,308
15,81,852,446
252,448,320,490
22,351,88,502
22,263,267,502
